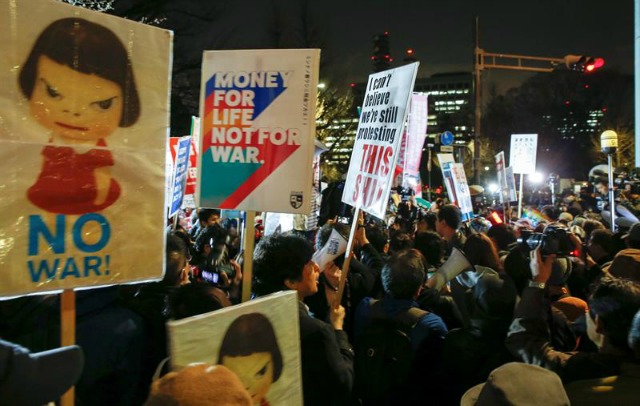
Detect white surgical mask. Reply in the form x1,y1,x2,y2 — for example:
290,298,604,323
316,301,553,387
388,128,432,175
586,311,604,349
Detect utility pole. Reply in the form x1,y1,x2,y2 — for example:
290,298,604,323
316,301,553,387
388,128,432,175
473,17,482,185
472,19,598,184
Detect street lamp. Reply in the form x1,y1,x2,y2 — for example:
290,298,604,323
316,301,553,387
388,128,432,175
601,130,618,232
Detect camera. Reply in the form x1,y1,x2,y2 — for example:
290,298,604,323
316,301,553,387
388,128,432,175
201,238,236,286
517,224,574,256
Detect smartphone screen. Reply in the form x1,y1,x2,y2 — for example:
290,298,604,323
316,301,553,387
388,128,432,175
201,270,219,284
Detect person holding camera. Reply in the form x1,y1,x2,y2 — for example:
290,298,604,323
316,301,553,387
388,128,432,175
506,245,640,400
193,224,243,303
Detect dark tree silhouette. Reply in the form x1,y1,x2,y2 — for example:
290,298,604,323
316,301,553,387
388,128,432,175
482,69,633,179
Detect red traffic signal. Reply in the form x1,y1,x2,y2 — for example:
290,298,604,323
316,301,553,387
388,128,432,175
564,55,605,73
585,57,605,72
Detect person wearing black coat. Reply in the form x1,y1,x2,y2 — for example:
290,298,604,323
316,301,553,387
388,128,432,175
305,223,384,341
253,233,354,406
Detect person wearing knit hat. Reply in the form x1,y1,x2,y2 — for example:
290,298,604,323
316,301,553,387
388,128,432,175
145,364,252,406
461,362,569,405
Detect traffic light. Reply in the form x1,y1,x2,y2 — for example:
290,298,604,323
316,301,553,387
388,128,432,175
564,55,605,73
372,32,391,72
404,48,417,63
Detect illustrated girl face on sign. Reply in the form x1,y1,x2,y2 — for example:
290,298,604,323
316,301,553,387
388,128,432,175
19,17,140,144
218,313,283,405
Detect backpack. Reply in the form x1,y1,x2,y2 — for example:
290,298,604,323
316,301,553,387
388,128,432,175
354,299,428,404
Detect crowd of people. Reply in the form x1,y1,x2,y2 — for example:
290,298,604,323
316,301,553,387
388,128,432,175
3,189,640,405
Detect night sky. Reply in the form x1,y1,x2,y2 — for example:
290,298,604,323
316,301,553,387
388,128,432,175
322,0,634,91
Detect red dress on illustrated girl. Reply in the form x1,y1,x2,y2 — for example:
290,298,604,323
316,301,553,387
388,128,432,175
27,139,121,214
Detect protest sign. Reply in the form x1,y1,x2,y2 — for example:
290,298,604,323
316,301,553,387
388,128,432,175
400,94,428,197
312,228,348,271
168,136,191,217
167,291,302,406
185,116,200,197
495,151,508,204
0,0,172,296
509,134,538,175
342,63,419,218
505,166,518,202
450,163,474,221
437,153,456,203
264,212,295,236
197,49,319,213
165,142,175,216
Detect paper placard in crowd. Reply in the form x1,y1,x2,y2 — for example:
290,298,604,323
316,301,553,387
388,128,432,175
400,93,428,198
312,228,348,270
505,166,518,202
495,151,508,204
437,153,456,203
342,63,419,218
167,291,303,406
263,212,295,236
450,163,474,221
0,0,172,296
168,136,192,217
197,49,319,214
509,134,538,175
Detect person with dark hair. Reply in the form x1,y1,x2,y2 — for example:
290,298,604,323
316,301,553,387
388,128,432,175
587,229,616,266
541,205,558,222
446,234,504,327
563,290,640,405
464,234,503,273
355,249,448,347
436,204,466,255
414,231,445,270
388,231,414,255
166,282,230,320
191,224,242,300
218,313,283,405
363,223,389,259
354,249,448,404
252,234,353,406
621,222,640,249
413,231,465,330
306,222,383,341
506,248,640,387
486,223,517,255
566,228,617,302
440,272,517,403
417,211,438,233
582,219,605,240
19,17,140,214
190,208,222,241
120,234,191,403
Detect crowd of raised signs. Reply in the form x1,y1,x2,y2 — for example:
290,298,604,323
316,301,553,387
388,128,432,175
3,188,640,406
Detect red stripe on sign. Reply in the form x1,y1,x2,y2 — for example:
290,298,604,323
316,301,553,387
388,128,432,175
220,143,300,207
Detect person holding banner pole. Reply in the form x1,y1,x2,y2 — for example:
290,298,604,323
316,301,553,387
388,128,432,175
306,222,384,341
435,204,467,257
253,234,354,406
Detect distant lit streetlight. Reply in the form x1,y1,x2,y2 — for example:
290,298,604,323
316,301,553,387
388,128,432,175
529,172,544,184
317,83,326,89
